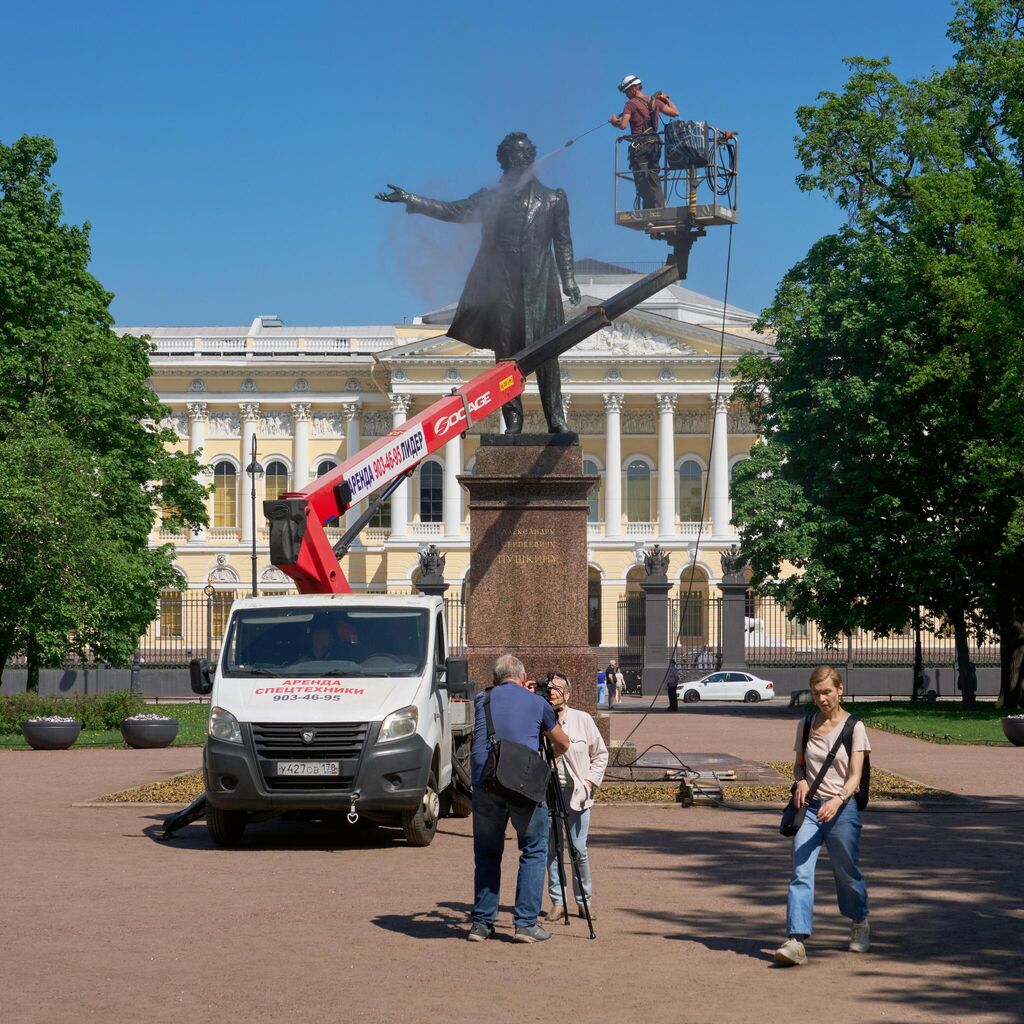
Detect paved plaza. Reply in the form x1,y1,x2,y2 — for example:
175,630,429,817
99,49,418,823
2,705,1021,1024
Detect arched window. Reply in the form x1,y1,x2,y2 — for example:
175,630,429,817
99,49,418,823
678,459,704,522
264,460,289,503
213,463,237,527
625,460,651,522
419,461,443,522
316,459,338,479
583,458,602,523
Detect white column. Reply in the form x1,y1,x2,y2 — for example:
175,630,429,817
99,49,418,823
656,393,677,539
603,393,624,538
389,394,412,539
240,402,260,545
291,402,311,490
187,402,207,543
443,430,463,539
344,401,362,534
709,394,731,536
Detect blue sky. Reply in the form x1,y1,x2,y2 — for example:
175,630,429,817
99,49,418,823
3,0,956,326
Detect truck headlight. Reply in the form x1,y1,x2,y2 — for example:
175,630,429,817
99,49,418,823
378,705,417,744
209,706,242,744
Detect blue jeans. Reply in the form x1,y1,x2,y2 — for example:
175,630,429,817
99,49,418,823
547,785,593,905
786,799,869,936
472,786,550,929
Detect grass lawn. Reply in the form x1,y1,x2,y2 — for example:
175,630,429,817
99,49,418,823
0,703,208,750
829,702,1012,745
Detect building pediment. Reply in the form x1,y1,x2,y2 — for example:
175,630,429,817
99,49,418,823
571,320,695,357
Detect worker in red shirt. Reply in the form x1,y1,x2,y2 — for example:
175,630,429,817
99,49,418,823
610,74,679,210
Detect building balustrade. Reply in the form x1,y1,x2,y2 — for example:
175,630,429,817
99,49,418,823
208,527,240,541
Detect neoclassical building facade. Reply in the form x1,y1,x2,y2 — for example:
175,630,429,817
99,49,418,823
132,261,774,647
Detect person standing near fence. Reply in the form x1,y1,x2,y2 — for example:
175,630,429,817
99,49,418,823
774,665,871,966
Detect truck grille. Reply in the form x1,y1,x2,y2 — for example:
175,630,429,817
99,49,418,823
251,722,370,791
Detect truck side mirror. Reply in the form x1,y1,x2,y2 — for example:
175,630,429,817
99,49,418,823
445,656,472,697
189,657,214,696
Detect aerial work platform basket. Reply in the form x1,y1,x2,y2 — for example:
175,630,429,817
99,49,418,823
614,120,738,238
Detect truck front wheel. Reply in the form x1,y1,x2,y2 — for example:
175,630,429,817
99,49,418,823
206,804,247,847
401,770,440,846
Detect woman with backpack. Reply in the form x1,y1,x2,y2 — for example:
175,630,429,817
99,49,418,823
774,665,871,966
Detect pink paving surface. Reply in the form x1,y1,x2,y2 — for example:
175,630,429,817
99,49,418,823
1,706,1021,1024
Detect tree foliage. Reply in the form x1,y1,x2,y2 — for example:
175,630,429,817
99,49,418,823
0,135,207,684
733,1,1024,706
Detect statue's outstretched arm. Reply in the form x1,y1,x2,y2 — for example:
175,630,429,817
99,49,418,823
375,184,485,224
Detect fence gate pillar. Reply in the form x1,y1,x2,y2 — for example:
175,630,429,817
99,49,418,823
719,545,749,671
640,545,673,695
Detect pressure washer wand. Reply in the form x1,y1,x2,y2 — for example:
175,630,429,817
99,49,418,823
563,120,609,148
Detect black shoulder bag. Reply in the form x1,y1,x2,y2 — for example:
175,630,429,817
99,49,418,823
481,691,552,806
779,716,848,837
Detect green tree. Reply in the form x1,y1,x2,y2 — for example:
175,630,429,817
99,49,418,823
733,1,1024,707
0,135,207,687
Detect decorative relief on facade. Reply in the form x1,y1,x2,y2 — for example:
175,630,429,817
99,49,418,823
391,368,409,382
240,378,258,392
344,378,362,392
363,411,393,436
209,564,241,584
567,411,604,435
655,393,677,415
239,402,261,423
604,367,624,382
187,378,207,392
621,410,656,434
657,366,676,382
186,401,208,422
290,402,311,422
207,412,240,437
258,412,290,437
443,367,463,384
560,368,572,383
709,394,730,416
728,405,755,434
577,322,695,356
343,400,363,423
603,393,625,413
292,378,311,392
159,413,188,437
674,409,709,434
260,566,292,584
311,413,345,438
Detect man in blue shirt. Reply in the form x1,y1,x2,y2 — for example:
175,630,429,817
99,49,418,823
468,654,569,943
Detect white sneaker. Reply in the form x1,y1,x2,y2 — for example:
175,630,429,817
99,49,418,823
849,920,870,953
773,937,807,966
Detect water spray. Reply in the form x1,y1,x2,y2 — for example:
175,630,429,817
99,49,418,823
563,119,610,148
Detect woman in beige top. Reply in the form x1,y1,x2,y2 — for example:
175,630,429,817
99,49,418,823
774,665,871,967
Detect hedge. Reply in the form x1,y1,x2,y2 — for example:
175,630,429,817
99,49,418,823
0,691,145,734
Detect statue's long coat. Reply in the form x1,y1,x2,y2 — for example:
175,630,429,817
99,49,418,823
405,178,575,359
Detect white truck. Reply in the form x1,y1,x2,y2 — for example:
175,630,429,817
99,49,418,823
189,593,474,847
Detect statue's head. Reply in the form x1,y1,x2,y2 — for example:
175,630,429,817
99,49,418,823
497,132,536,173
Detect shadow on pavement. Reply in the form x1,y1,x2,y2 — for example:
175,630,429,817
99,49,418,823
595,799,1024,1019
373,900,475,940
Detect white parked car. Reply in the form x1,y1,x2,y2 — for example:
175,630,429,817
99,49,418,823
677,671,775,704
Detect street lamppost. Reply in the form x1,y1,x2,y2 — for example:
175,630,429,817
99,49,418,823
245,434,263,597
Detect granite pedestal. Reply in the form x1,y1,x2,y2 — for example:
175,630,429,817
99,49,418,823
461,435,600,719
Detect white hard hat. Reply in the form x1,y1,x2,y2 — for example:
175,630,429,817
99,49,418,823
618,74,642,93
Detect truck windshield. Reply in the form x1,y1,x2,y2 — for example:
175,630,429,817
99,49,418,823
221,606,431,678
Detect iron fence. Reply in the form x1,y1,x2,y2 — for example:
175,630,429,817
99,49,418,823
746,597,1001,667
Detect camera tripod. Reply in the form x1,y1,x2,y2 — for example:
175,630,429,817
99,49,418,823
545,737,596,939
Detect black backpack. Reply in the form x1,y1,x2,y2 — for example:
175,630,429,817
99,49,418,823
800,714,870,810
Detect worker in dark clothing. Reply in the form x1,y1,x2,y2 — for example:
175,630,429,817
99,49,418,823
665,659,680,711
610,74,679,210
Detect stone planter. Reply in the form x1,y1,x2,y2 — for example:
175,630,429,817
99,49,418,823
120,718,179,749
21,720,82,750
1001,717,1024,747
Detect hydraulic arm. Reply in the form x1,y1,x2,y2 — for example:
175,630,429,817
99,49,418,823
266,234,703,594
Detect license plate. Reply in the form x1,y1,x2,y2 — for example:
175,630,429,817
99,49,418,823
275,761,340,776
